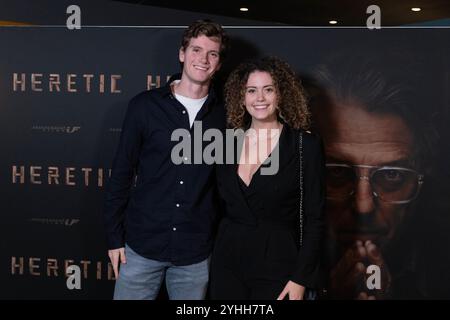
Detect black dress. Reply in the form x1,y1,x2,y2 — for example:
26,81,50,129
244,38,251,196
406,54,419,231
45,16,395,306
210,125,325,299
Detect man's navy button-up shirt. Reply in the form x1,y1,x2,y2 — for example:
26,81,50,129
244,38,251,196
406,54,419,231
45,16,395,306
103,74,226,265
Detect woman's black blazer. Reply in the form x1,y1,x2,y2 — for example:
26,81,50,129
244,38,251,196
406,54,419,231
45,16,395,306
215,124,325,288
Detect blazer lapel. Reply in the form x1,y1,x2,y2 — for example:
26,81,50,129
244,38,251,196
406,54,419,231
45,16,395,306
220,139,255,219
243,125,296,197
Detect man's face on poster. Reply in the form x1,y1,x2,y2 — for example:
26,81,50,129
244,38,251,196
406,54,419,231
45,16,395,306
315,100,423,251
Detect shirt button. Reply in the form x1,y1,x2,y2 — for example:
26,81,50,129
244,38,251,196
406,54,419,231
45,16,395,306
179,180,184,185
173,227,177,231
176,203,180,207
182,110,186,114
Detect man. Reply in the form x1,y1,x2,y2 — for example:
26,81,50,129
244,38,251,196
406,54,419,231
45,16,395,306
103,20,228,300
310,51,443,299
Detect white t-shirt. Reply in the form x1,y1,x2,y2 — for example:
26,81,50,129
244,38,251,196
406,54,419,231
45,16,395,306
173,81,208,128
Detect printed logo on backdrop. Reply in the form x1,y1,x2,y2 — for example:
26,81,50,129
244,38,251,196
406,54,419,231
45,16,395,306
11,73,171,93
108,127,122,133
12,73,122,93
11,256,116,281
28,218,80,227
31,125,81,134
147,75,172,90
11,165,111,187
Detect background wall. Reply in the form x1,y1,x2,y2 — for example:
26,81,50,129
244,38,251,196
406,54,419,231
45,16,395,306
0,2,449,300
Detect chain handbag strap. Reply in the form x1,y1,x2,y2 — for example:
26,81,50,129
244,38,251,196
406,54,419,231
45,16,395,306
299,131,304,248
299,131,320,300
299,131,319,300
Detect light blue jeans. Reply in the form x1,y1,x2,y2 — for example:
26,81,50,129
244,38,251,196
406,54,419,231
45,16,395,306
113,244,210,300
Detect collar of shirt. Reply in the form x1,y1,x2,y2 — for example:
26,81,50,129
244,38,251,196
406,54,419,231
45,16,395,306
160,73,218,119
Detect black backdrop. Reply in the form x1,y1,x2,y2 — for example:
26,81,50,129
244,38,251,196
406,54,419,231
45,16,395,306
1,26,449,299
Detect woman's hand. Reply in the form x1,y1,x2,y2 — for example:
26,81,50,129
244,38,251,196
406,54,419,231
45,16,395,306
277,280,305,300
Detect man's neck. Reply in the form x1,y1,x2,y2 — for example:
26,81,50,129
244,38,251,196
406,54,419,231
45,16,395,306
173,77,210,99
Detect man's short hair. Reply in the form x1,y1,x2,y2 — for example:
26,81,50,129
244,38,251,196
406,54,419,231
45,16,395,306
181,20,229,62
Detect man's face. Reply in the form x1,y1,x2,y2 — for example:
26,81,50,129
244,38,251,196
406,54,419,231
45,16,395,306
179,35,221,86
315,100,416,251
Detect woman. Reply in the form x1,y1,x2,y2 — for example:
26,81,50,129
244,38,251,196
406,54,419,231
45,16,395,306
210,57,325,300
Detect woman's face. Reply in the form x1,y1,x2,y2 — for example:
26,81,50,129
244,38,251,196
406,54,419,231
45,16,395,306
244,71,278,123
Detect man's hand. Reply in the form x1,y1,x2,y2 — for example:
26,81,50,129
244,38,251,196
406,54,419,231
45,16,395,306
330,240,367,299
360,240,392,299
277,281,305,300
330,240,391,299
108,247,126,279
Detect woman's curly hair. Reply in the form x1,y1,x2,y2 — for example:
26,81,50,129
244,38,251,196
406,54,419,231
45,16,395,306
224,56,310,130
